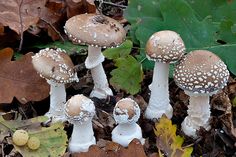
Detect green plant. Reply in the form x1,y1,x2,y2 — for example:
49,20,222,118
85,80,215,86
124,0,236,75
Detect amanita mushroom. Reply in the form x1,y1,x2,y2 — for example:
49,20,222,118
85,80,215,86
112,98,144,147
32,48,79,122
145,30,186,120
64,14,126,99
173,50,229,137
65,94,96,153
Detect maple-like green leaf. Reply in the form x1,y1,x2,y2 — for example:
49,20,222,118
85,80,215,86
154,116,193,157
0,116,67,157
103,40,132,60
110,55,143,95
124,0,236,75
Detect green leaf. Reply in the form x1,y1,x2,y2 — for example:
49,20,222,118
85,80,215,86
103,40,133,60
0,116,67,157
110,55,143,95
125,0,236,75
154,116,193,157
34,41,87,55
14,123,67,157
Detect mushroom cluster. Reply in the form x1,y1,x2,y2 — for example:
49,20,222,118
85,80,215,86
173,50,229,137
64,13,126,99
32,48,79,122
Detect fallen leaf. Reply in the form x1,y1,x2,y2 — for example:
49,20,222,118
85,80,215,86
154,116,193,157
0,115,67,157
66,0,96,18
64,139,147,157
0,48,49,104
211,92,236,146
0,0,46,34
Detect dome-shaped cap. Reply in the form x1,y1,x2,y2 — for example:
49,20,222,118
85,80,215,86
113,98,140,124
174,50,229,95
32,48,79,83
65,94,95,123
146,30,185,63
64,14,126,48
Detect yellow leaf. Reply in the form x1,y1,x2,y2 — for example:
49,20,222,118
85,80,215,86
154,116,193,157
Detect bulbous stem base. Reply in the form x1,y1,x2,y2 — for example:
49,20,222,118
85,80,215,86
181,93,211,138
112,123,145,147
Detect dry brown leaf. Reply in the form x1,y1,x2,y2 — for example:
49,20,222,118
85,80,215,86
64,139,147,157
66,0,96,18
0,0,46,34
0,48,49,104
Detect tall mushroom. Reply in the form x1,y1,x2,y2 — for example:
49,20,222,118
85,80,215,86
65,94,96,153
32,48,79,122
112,98,144,147
64,14,126,99
145,30,185,120
173,50,229,137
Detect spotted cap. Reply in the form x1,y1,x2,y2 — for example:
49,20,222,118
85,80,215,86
146,30,185,63
32,48,79,83
174,50,229,95
64,14,126,48
65,94,95,123
113,98,140,124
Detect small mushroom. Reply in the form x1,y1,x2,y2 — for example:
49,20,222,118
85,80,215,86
32,48,79,122
64,13,126,99
112,98,145,147
173,50,229,138
65,94,96,153
145,30,185,120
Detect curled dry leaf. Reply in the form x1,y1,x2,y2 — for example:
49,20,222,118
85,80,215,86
66,0,96,18
0,0,46,34
211,91,236,147
64,139,147,157
0,48,49,104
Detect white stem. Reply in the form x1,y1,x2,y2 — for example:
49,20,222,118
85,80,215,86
46,80,66,121
85,46,113,99
182,93,211,138
145,62,173,120
112,122,144,147
69,120,96,152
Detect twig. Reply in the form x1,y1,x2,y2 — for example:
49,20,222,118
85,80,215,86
98,0,127,9
41,19,65,42
18,0,24,51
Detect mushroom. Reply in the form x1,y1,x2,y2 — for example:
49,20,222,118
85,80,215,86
32,48,79,122
64,13,126,99
65,94,96,153
112,98,145,147
145,30,186,120
173,50,229,137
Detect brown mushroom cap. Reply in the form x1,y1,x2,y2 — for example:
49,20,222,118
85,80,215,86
32,48,78,84
65,94,95,122
174,50,229,95
146,30,185,63
113,98,140,123
64,14,126,48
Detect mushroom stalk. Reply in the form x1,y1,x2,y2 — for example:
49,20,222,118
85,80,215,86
85,46,113,99
145,62,173,119
112,123,144,147
69,120,96,152
181,93,211,137
46,80,66,121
